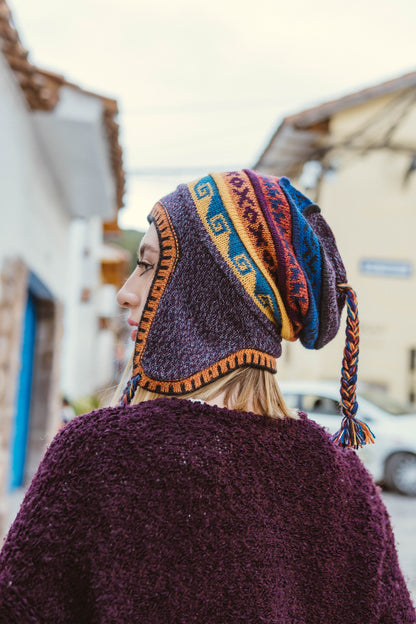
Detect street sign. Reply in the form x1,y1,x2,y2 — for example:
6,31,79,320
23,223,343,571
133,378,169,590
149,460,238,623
360,259,412,278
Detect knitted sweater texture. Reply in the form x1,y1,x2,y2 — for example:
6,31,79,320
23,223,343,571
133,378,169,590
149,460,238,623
0,398,414,623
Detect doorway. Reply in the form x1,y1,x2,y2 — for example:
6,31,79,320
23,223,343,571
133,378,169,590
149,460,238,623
9,291,37,489
8,272,60,490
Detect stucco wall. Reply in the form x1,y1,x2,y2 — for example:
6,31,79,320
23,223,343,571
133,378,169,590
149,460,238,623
60,216,116,399
0,56,71,300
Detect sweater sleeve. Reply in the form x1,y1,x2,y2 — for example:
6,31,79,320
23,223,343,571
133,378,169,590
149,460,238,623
0,417,95,623
377,498,416,623
343,450,416,624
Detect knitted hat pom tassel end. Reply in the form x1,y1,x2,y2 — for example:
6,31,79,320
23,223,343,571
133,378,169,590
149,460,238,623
331,285,375,450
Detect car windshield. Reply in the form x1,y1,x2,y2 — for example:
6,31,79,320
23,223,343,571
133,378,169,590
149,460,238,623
360,390,412,415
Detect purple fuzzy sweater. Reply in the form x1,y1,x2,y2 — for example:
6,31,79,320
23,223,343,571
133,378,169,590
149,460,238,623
0,398,414,623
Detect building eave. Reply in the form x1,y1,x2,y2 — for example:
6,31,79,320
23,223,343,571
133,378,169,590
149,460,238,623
255,70,416,175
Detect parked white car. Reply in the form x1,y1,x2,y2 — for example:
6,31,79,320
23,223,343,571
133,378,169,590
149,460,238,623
280,380,416,496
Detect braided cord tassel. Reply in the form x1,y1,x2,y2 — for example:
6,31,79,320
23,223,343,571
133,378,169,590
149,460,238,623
331,285,375,449
119,373,142,406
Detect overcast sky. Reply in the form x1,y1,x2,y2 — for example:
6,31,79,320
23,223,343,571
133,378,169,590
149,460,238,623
11,0,416,230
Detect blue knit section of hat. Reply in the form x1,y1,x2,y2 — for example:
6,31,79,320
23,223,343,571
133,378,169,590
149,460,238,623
279,177,322,348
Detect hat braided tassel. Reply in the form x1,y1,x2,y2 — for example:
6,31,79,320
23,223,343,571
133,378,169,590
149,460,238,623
331,285,375,449
119,373,142,406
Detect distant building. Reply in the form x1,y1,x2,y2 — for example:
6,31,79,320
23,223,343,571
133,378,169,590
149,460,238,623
0,0,127,531
255,71,416,405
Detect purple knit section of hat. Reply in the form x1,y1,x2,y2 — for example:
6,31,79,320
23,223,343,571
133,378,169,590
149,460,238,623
141,185,282,381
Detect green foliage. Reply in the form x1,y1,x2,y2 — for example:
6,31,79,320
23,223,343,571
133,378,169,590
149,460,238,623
72,395,101,417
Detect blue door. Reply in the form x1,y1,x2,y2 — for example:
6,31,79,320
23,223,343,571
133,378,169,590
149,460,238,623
9,291,37,490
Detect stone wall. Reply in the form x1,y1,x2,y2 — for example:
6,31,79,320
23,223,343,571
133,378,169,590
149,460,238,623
0,257,28,536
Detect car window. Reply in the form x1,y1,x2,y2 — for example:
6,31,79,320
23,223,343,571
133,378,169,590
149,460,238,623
301,394,340,416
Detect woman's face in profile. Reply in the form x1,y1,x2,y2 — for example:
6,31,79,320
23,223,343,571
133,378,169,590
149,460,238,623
116,222,160,342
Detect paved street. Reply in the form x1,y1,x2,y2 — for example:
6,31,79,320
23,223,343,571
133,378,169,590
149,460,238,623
382,492,416,604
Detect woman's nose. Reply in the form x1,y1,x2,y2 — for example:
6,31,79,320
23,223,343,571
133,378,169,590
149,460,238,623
116,274,141,309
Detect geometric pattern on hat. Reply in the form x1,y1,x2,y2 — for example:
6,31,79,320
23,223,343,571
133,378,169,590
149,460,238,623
188,171,326,347
188,175,289,334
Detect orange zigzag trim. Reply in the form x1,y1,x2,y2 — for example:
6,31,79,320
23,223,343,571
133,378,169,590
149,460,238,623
139,349,277,395
132,202,179,375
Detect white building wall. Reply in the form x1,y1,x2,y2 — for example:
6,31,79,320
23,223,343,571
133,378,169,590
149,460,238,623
60,218,117,399
0,55,71,301
96,283,118,391
0,55,117,403
0,44,121,534
60,217,101,398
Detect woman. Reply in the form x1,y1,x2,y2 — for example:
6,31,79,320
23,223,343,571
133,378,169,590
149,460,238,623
0,170,414,623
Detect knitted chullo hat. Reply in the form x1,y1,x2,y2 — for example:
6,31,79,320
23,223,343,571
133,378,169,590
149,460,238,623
121,169,374,449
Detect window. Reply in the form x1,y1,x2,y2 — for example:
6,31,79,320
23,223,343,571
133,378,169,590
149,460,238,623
300,395,340,416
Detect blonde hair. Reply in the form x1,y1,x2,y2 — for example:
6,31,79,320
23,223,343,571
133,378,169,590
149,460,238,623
113,355,297,420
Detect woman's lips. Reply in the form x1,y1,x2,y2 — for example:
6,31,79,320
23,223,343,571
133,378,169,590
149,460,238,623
127,319,139,342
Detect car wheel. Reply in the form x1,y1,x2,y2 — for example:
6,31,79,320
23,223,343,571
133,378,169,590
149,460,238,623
384,452,416,496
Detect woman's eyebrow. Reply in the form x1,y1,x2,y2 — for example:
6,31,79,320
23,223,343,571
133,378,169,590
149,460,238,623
138,243,159,258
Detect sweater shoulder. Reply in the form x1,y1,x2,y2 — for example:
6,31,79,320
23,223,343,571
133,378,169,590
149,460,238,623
51,398,375,494
56,398,360,458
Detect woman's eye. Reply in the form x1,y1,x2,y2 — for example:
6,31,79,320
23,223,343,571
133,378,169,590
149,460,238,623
136,260,154,274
